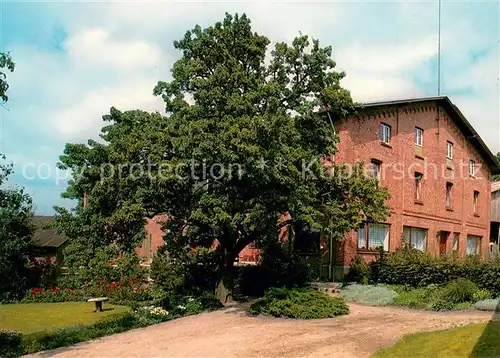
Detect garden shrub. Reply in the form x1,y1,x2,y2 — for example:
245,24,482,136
371,246,500,295
473,289,492,302
234,245,312,298
340,284,398,306
150,246,218,296
250,287,349,319
474,299,500,311
430,299,456,311
439,279,478,304
345,256,371,284
0,329,23,358
392,285,441,309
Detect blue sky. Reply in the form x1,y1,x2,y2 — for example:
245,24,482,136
1,0,499,215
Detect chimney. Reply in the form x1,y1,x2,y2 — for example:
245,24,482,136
83,192,87,209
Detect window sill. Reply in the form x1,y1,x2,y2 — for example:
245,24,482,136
474,213,480,217
469,174,476,179
446,165,454,170
357,249,388,254
415,154,425,160
446,207,454,212
380,141,392,148
414,200,424,205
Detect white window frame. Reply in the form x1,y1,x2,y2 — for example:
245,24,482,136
469,159,475,176
380,123,391,144
403,226,428,251
446,141,453,159
357,222,390,251
414,127,423,146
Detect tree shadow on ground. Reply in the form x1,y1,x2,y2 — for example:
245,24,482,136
470,299,500,357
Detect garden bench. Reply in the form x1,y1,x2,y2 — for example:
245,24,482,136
87,297,109,312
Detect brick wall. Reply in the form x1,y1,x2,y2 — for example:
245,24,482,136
336,101,492,265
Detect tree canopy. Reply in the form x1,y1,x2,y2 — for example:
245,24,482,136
0,155,34,300
0,52,15,102
56,13,390,302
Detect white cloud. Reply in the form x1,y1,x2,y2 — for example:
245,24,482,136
4,1,499,214
64,28,164,71
52,78,164,140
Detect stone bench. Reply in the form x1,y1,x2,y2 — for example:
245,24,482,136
87,297,109,312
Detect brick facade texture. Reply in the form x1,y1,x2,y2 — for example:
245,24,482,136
136,99,495,268
337,101,492,265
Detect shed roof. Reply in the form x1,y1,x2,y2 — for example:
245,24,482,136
32,216,68,248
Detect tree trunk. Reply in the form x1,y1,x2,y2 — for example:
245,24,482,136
215,250,235,305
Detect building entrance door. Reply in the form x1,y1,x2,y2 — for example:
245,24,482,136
439,231,449,256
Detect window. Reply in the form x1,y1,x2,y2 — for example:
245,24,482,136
357,222,390,251
380,123,391,144
369,159,382,180
414,127,423,146
446,182,453,208
446,141,453,159
414,172,423,201
466,235,481,255
452,233,459,252
469,160,475,176
403,226,428,251
473,191,479,215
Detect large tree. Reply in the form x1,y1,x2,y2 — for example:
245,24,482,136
57,13,390,302
0,156,34,300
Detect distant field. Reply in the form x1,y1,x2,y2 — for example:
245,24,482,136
0,302,129,334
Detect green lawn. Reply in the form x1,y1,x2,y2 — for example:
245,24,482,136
373,321,500,358
0,302,129,334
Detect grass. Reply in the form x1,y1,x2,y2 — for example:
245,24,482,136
373,322,500,358
0,302,129,334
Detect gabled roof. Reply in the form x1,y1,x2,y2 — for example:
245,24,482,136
32,216,68,248
360,96,500,175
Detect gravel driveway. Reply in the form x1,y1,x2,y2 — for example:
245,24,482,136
27,303,493,358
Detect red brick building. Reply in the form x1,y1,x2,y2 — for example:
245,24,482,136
334,96,500,277
136,96,500,277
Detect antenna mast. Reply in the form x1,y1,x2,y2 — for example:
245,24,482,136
437,0,442,95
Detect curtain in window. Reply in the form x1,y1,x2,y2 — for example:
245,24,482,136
368,223,389,251
403,227,410,245
467,236,480,255
357,226,366,249
412,229,427,251
403,226,427,251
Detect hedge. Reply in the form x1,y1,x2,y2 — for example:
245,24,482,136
353,246,500,295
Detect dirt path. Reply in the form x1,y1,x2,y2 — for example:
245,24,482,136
27,303,494,358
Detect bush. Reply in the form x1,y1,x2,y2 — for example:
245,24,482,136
250,287,349,319
345,256,371,284
0,330,23,358
473,289,492,302
392,284,441,309
150,247,218,296
340,284,398,306
234,245,312,298
474,299,500,311
440,279,478,304
430,299,456,311
371,246,500,295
